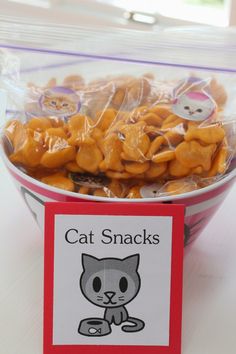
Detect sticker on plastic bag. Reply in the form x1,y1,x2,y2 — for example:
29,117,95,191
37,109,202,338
39,86,81,118
172,77,216,121
172,91,216,121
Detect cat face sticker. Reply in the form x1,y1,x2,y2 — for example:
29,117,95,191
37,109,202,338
39,86,80,118
140,184,162,198
172,91,216,121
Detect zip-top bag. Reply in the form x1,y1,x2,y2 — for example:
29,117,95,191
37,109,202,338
1,16,236,199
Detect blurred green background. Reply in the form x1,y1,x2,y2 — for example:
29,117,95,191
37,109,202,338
186,0,224,6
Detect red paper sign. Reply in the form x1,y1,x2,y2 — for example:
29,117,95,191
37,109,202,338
44,202,184,354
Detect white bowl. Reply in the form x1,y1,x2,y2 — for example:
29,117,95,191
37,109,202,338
1,142,235,245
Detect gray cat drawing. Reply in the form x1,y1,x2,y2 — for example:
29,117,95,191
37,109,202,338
79,253,145,335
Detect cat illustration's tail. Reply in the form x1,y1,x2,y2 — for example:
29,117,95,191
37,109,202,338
121,317,145,333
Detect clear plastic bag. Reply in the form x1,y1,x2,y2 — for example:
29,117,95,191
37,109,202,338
1,16,236,199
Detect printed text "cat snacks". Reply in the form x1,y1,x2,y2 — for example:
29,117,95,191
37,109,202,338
65,228,160,245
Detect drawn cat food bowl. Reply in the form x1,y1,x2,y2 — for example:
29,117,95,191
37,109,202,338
1,141,236,245
78,318,111,337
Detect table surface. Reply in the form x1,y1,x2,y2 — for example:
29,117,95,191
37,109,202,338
0,158,236,354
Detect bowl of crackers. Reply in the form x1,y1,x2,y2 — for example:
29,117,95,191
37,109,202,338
1,72,236,245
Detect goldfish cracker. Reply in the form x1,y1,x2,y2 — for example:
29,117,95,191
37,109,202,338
163,130,184,146
4,120,23,145
111,77,150,109
49,117,65,128
175,140,216,171
152,149,175,164
187,121,200,130
149,105,172,119
77,186,90,194
124,161,150,175
9,121,27,150
130,173,146,180
129,106,149,122
120,122,150,161
10,129,46,168
128,77,151,104
210,78,227,107
161,114,179,125
44,127,68,148
161,117,184,130
145,162,167,179
41,172,74,192
63,74,84,89
144,125,160,139
27,117,52,131
208,145,228,177
108,180,126,198
41,144,76,168
185,124,225,144
91,128,104,152
146,136,164,158
164,180,198,195
95,109,117,131
117,111,132,123
28,167,62,180
65,162,85,173
99,134,124,172
93,189,109,197
67,114,95,146
191,166,204,174
106,119,124,135
126,186,142,198
112,89,125,109
106,171,133,179
45,127,68,139
139,112,162,127
76,144,103,174
169,159,191,177
45,77,57,88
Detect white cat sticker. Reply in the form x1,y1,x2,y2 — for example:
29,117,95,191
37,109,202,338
172,91,216,121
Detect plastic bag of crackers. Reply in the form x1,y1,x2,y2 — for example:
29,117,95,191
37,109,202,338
3,72,236,199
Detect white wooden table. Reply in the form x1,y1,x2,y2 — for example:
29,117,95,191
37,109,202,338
0,158,236,354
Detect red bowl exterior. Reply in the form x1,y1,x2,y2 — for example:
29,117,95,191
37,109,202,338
4,159,235,246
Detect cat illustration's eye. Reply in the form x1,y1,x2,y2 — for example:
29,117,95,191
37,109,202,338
119,277,128,293
196,108,203,113
93,276,101,292
62,103,69,107
51,100,57,106
184,106,190,110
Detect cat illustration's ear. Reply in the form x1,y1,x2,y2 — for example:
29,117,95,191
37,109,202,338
81,253,100,270
123,254,140,271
